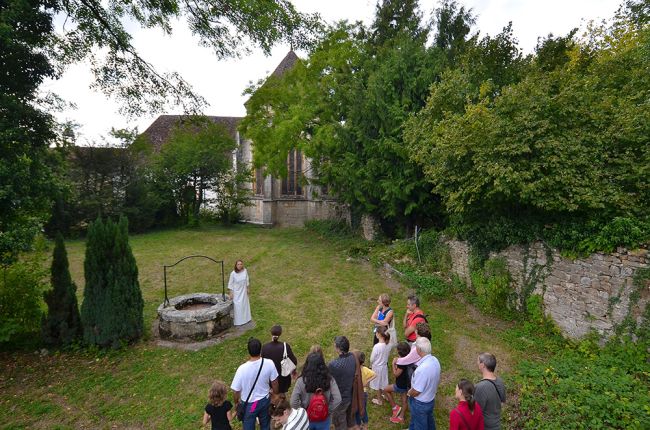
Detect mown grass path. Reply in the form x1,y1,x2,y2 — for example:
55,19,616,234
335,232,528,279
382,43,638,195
0,226,525,429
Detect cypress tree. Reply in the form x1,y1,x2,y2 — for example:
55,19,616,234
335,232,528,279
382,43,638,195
42,233,82,346
81,217,144,348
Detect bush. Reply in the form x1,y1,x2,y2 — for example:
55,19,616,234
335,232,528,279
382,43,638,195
514,338,650,429
394,265,457,299
544,216,650,258
0,238,48,343
470,257,516,318
41,233,82,346
416,229,452,272
80,217,144,348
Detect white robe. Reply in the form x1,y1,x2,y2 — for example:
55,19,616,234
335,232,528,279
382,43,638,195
228,269,252,326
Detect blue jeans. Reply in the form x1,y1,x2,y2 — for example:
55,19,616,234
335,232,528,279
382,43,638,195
408,396,436,430
243,395,271,430
308,416,331,430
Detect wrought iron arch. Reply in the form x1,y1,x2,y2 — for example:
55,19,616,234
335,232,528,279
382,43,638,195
163,255,225,307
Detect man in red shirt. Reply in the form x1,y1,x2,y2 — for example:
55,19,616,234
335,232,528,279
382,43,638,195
403,295,426,345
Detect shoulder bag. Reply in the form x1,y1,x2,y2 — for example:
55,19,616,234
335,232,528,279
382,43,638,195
280,342,296,376
385,308,398,348
453,408,471,430
236,359,265,421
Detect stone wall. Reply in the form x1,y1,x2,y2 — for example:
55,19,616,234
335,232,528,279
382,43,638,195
241,197,349,227
446,239,649,339
361,214,381,241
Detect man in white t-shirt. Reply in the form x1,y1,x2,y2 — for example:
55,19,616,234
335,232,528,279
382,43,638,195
406,337,441,430
232,337,279,430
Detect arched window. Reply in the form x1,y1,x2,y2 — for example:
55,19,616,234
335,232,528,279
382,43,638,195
281,149,303,196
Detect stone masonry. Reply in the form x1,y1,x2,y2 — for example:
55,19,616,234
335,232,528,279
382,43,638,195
446,240,649,339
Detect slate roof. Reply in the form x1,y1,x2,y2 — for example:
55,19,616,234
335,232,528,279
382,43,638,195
271,50,299,77
139,115,243,152
140,52,297,151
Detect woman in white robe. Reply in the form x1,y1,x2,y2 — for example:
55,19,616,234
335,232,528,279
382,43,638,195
228,260,252,326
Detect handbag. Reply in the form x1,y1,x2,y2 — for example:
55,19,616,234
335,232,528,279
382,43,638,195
280,342,296,376
236,358,265,421
387,315,398,349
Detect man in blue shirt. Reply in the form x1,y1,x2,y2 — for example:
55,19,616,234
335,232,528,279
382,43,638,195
406,337,441,430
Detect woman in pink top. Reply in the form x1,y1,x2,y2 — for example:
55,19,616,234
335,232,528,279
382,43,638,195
449,379,484,430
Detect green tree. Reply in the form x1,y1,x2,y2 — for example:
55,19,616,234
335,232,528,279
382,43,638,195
47,127,169,235
242,0,477,235
433,0,475,65
154,119,238,224
406,9,650,253
3,0,319,263
81,217,143,348
46,0,320,117
370,0,424,47
1,0,58,264
42,233,82,346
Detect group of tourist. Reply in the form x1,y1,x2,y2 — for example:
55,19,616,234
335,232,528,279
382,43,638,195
207,261,506,430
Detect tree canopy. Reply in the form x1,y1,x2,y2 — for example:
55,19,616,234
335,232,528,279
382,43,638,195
1,0,58,264
405,2,650,253
241,0,479,234
242,0,649,251
1,0,319,260
153,119,238,224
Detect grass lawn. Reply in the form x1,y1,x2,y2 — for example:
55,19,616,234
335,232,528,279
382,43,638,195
0,225,526,429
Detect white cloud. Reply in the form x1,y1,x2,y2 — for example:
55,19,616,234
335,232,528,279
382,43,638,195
43,0,620,144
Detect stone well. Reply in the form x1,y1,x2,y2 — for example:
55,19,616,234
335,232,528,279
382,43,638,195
157,293,233,340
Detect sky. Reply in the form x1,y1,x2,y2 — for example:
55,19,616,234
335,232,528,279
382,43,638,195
42,0,621,145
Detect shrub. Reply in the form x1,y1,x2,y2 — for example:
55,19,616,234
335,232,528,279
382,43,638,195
0,238,48,343
416,229,452,272
41,233,82,346
545,217,650,258
396,265,455,299
80,217,144,348
514,338,650,429
470,257,516,318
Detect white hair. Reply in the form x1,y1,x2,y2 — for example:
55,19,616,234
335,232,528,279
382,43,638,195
415,337,431,355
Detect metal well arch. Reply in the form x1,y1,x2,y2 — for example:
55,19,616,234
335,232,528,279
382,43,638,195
163,255,225,307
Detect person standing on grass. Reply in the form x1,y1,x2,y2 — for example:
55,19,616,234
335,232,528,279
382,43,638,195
449,379,484,430
231,338,279,430
475,353,506,430
352,350,375,430
228,259,251,326
290,352,342,430
202,380,234,430
403,295,426,345
262,325,298,394
328,336,359,430
369,326,390,406
370,294,394,345
384,341,412,424
406,337,441,430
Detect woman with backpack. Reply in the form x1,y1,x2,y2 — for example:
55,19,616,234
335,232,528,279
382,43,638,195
290,352,342,430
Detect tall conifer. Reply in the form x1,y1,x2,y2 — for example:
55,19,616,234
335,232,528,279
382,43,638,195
42,233,82,346
81,217,143,348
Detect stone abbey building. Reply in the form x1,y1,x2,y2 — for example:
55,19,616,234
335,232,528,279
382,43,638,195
141,51,349,227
